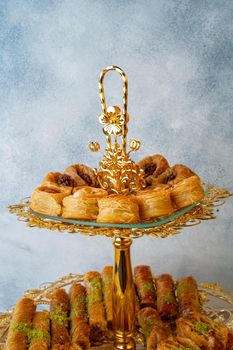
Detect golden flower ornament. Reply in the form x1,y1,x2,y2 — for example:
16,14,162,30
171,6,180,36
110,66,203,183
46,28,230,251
99,106,125,136
90,65,146,194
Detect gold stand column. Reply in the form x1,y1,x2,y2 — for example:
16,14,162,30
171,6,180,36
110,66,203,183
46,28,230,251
113,236,136,350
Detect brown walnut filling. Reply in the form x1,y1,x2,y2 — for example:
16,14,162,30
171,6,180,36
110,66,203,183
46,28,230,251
81,173,92,185
144,163,157,176
57,174,76,187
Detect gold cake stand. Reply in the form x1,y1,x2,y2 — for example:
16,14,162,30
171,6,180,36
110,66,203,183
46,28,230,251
8,66,233,350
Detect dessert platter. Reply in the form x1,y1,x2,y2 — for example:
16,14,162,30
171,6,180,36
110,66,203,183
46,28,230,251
6,66,233,349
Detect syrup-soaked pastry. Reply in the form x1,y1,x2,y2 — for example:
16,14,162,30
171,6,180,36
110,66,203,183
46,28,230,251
170,175,205,209
134,266,156,308
5,297,36,350
138,154,170,186
97,195,140,224
176,276,201,318
176,314,229,349
29,311,50,350
64,164,98,187
152,164,196,188
62,187,107,220
52,345,82,350
102,266,113,327
136,186,173,219
84,271,107,341
30,186,71,216
155,274,177,319
69,283,90,350
157,335,201,350
50,289,70,348
137,307,168,350
41,172,77,191
226,332,233,350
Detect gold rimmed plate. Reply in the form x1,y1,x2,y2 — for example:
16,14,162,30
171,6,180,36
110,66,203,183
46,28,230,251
0,272,233,349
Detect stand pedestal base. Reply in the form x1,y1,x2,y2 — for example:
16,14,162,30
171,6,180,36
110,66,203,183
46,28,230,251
114,330,136,350
113,237,136,350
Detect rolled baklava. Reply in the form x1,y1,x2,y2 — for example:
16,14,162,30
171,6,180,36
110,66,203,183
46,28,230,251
176,276,201,318
29,311,50,350
176,314,229,350
50,289,70,347
137,307,168,350
84,271,107,341
157,335,201,350
5,297,36,350
102,266,113,327
69,283,90,350
155,274,177,318
134,265,156,308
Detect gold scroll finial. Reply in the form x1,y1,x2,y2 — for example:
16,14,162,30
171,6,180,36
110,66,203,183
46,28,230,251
90,65,146,194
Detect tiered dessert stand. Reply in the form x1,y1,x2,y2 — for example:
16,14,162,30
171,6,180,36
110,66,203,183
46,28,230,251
6,66,233,349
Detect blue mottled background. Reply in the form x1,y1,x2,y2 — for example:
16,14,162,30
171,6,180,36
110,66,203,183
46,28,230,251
0,0,233,310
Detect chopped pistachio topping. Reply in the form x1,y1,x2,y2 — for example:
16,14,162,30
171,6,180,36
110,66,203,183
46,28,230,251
142,317,163,337
162,294,175,304
28,328,50,344
88,291,102,306
50,306,69,327
139,282,154,295
91,278,102,290
104,276,112,286
12,322,30,334
194,321,210,335
88,278,102,306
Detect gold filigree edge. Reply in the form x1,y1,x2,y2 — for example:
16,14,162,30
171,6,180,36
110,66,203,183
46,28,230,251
8,185,232,238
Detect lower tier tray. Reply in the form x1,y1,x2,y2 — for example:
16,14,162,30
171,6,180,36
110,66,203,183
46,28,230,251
0,268,233,349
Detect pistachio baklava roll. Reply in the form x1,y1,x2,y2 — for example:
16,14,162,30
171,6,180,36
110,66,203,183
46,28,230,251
157,335,201,350
5,297,36,350
226,331,233,350
155,274,177,318
102,266,113,327
176,314,229,350
134,265,156,308
176,276,201,318
137,307,168,350
84,271,107,341
50,289,70,348
29,311,50,350
69,283,90,350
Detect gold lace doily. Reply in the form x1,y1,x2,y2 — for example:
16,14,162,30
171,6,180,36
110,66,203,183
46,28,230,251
8,185,232,238
0,273,233,349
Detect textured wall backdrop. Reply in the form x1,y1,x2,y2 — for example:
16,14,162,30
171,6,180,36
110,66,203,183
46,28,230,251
0,0,233,310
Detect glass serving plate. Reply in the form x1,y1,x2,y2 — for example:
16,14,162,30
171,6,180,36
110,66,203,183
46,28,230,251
8,186,231,237
30,198,203,229
0,272,232,349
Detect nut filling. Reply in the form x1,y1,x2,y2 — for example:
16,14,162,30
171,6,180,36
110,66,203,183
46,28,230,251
144,164,157,177
57,174,77,187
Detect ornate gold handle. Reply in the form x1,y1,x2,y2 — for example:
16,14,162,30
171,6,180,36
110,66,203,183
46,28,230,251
98,66,128,153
